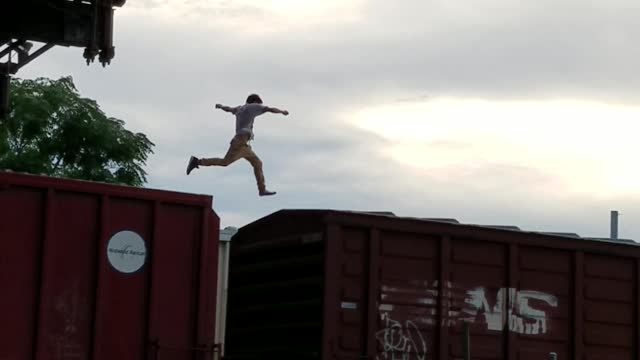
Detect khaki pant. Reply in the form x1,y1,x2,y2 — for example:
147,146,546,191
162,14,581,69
199,134,266,192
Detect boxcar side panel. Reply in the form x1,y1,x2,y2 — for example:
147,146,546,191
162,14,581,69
322,213,640,360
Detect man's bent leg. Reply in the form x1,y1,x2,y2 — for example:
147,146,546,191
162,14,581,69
199,136,245,166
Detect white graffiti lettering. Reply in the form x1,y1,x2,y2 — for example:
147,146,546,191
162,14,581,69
376,313,427,360
378,281,558,335
462,287,558,335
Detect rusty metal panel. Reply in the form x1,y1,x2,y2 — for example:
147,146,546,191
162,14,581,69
371,230,439,360
0,171,219,360
582,254,635,359
226,210,640,360
0,186,45,359
516,247,571,359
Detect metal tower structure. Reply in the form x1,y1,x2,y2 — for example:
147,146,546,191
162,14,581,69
0,0,126,117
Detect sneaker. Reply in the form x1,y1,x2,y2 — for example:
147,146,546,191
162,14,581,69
259,190,277,197
186,156,199,175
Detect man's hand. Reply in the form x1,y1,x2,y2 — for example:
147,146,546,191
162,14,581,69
283,110,289,116
215,104,222,109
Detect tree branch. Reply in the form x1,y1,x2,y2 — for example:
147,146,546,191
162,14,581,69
52,156,63,172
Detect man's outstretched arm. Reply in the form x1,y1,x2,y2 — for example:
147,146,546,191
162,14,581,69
215,104,239,114
265,107,289,116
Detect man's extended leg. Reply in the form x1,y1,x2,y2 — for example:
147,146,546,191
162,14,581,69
243,145,276,196
187,136,245,175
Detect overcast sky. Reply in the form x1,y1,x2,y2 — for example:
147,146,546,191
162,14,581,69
18,0,640,240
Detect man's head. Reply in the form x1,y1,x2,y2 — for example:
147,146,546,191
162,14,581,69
246,94,263,104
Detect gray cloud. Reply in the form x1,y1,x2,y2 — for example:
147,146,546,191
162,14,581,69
15,0,640,240
28,0,640,103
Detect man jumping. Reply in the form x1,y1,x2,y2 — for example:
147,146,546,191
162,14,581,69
186,94,289,197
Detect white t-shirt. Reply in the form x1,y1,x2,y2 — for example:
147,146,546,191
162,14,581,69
235,103,268,138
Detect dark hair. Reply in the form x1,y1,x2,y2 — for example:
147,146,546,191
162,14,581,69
246,94,263,104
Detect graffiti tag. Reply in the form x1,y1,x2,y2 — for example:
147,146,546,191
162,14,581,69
375,313,427,360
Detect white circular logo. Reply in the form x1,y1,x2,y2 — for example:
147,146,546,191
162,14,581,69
107,231,147,274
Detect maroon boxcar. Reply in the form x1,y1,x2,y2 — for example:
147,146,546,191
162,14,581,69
0,171,220,360
225,210,640,360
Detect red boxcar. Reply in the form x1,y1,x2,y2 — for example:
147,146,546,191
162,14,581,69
225,210,640,360
0,171,220,360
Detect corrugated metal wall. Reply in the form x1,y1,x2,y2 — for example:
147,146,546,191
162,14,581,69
226,231,325,359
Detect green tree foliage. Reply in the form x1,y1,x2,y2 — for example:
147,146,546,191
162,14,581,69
0,77,154,186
